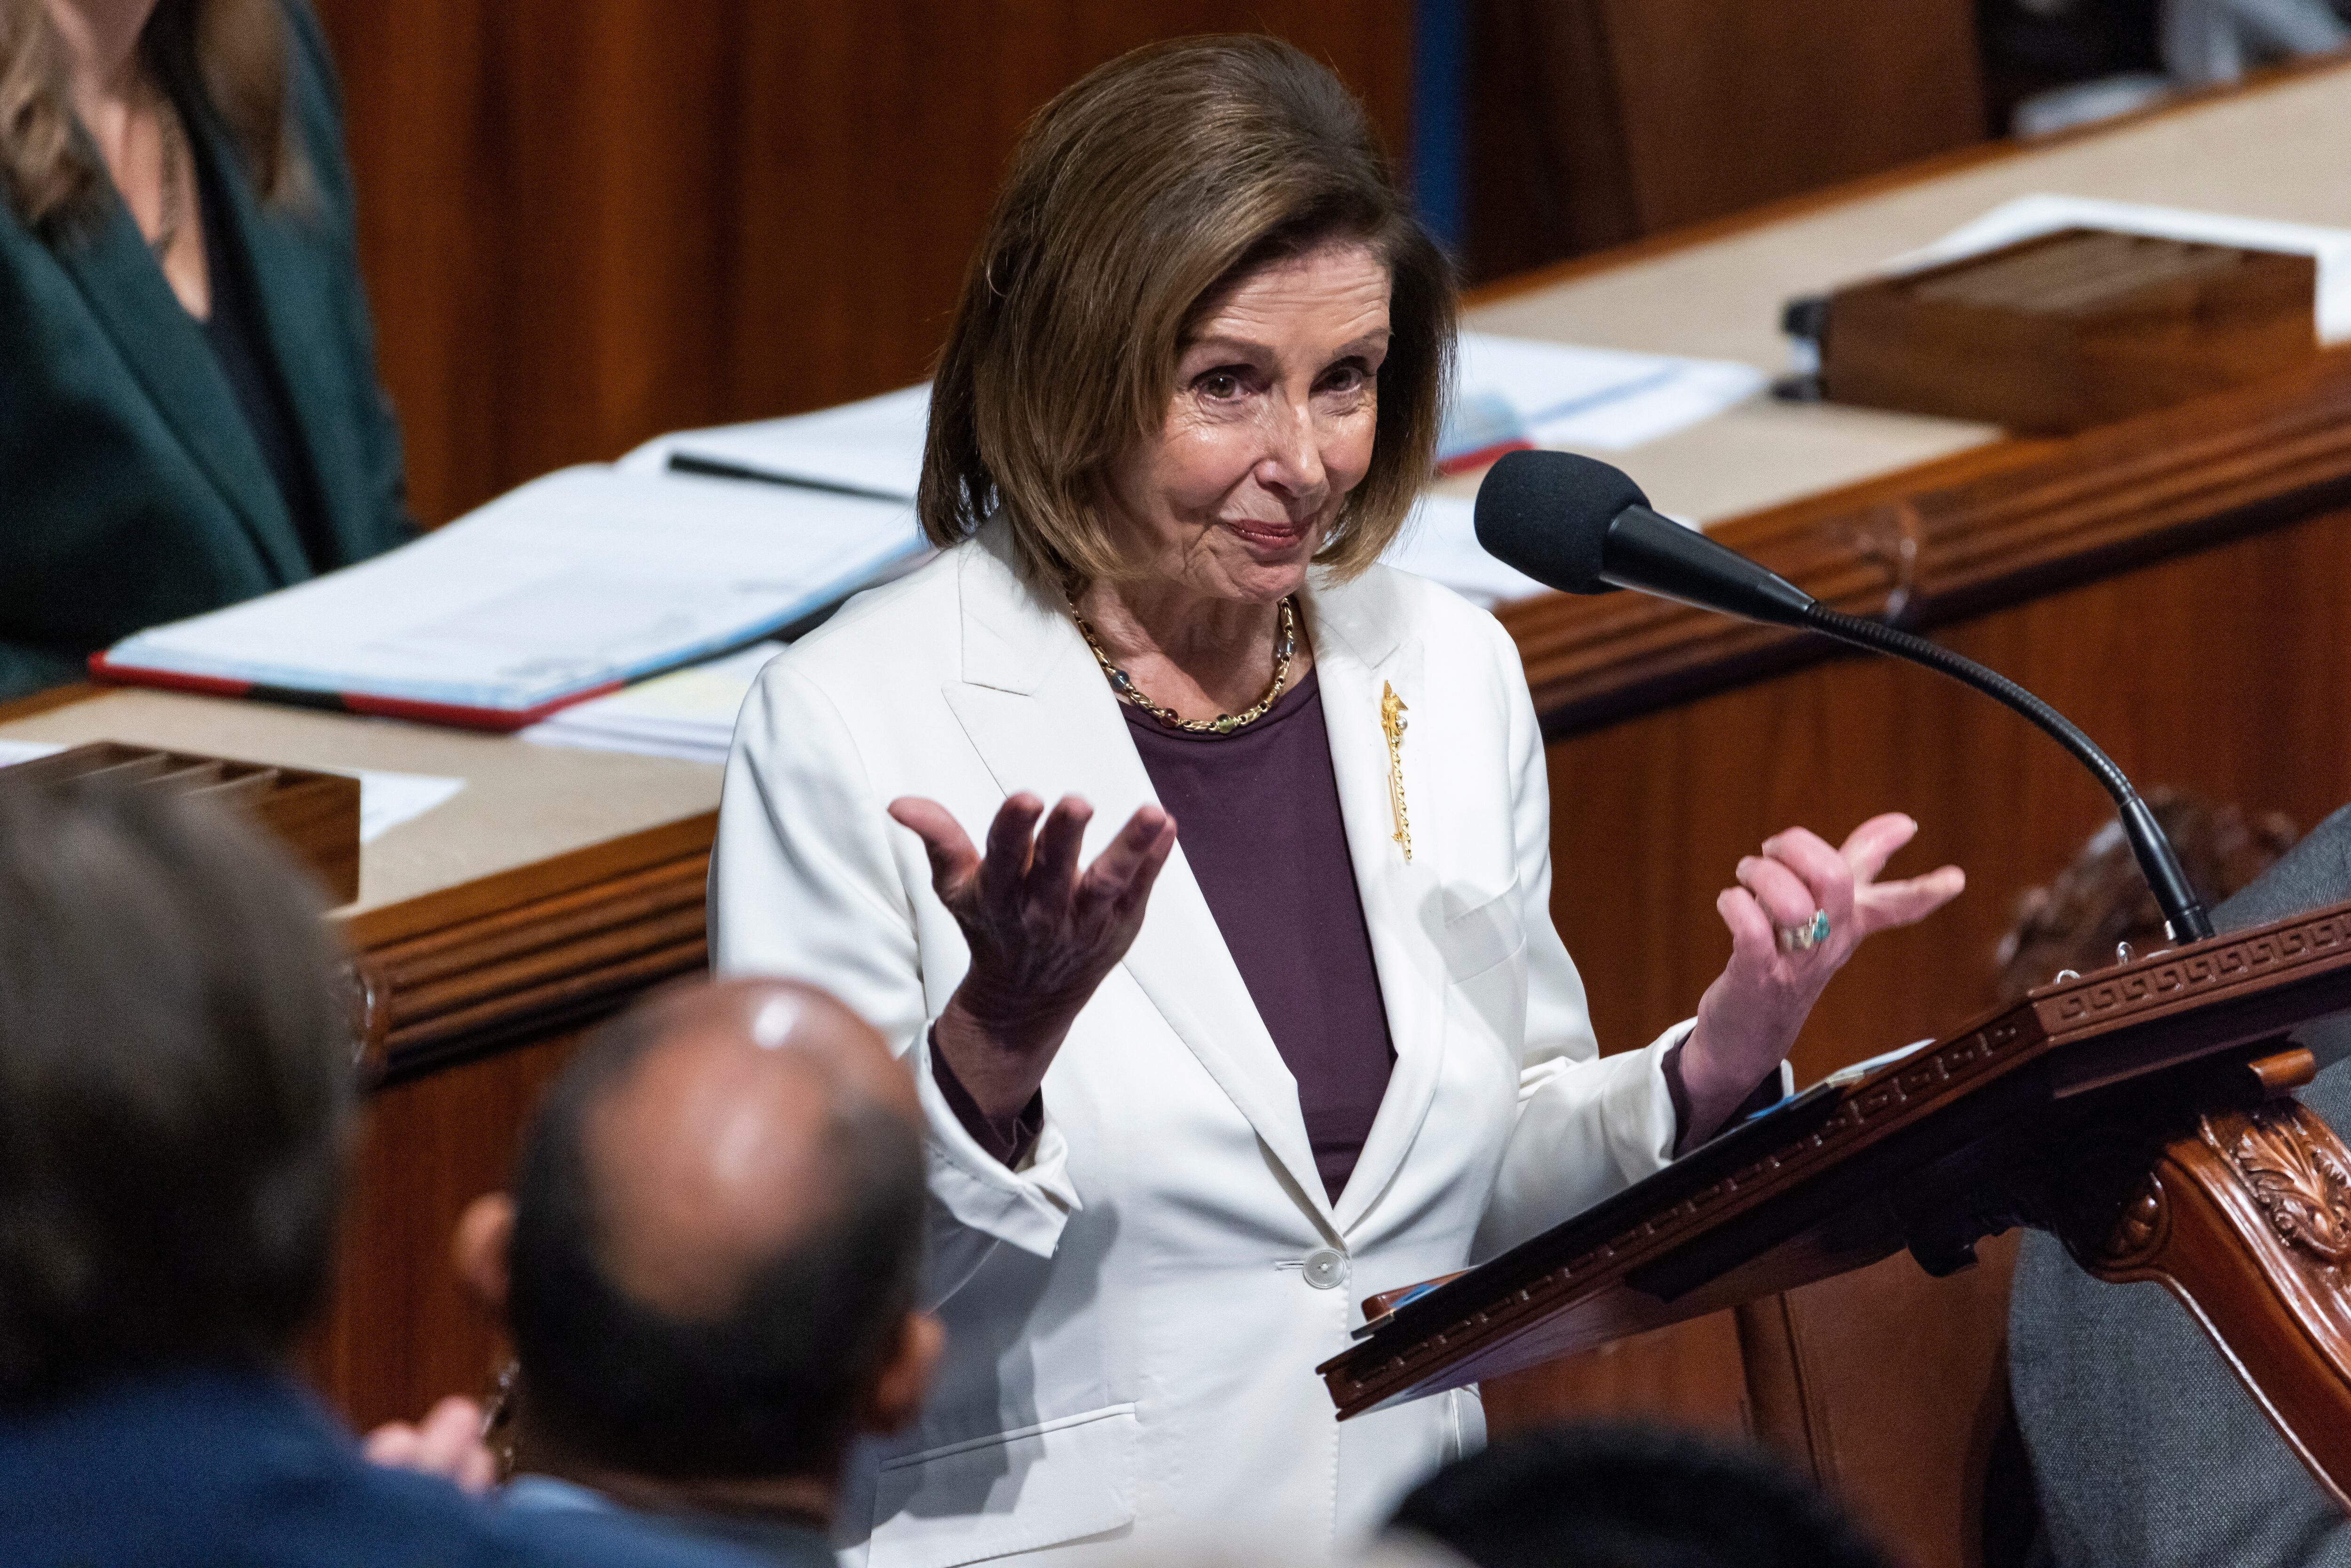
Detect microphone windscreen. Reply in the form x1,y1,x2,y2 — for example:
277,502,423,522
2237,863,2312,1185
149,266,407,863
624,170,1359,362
1473,450,1650,595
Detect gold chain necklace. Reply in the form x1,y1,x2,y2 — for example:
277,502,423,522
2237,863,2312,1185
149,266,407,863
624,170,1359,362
1070,595,1298,736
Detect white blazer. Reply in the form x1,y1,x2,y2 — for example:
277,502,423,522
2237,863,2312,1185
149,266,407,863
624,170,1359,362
710,521,1689,1567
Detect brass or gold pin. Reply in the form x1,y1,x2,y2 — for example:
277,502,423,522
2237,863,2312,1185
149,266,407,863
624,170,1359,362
1381,681,1411,863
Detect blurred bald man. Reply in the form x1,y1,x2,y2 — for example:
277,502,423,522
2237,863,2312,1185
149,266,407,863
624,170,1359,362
451,978,942,1563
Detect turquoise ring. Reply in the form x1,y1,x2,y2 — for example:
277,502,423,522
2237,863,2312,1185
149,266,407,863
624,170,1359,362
1776,909,1830,954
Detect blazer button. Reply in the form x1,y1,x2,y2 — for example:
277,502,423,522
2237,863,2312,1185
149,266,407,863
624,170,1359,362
1303,1248,1349,1290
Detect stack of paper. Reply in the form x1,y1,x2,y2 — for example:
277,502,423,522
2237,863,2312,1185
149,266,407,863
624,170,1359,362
621,385,931,500
96,468,925,729
1384,494,1545,607
1436,331,1765,472
518,641,781,765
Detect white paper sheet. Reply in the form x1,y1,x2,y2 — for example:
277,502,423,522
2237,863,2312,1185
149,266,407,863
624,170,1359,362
518,641,781,765
620,384,931,500
1381,494,1548,607
355,772,466,843
0,739,61,769
0,739,462,843
1440,332,1766,466
1890,194,2351,343
103,468,924,716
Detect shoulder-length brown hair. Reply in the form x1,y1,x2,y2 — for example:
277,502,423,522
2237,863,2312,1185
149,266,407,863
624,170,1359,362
921,34,1455,586
0,0,305,242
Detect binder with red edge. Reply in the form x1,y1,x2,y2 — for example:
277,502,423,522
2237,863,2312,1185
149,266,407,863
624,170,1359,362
86,652,626,734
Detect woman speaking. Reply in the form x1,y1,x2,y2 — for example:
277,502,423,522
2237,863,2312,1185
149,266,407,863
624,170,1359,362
711,36,1964,1566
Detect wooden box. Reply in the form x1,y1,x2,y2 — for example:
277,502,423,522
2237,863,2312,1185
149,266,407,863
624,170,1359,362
0,741,361,904
1818,228,2318,433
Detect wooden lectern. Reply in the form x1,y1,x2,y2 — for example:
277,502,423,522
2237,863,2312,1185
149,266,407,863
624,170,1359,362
1322,898,2351,1508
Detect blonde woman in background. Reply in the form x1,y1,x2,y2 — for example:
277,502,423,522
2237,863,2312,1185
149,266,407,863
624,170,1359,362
0,0,410,697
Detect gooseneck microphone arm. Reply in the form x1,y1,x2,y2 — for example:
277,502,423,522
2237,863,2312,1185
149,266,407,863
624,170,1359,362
1795,603,2214,942
1475,449,2217,945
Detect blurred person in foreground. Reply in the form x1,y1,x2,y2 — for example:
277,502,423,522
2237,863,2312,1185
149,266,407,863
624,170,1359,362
1388,1423,1893,1568
710,34,1965,1562
418,977,940,1563
2000,796,2351,1568
0,0,412,698
0,776,758,1568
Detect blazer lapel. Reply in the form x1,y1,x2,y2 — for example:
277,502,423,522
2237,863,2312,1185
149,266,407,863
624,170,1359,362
51,134,305,584
189,98,367,561
1309,571,1451,1237
940,529,1335,1231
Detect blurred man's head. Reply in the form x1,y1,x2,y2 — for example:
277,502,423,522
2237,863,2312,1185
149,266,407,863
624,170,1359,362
1390,1423,1893,1568
457,977,934,1508
0,777,352,1408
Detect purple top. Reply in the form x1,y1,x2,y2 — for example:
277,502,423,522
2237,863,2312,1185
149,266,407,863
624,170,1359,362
929,669,1392,1198
931,665,1757,1183
1120,668,1396,1203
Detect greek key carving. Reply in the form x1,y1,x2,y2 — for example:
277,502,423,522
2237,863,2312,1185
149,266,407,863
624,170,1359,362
2048,914,2351,1026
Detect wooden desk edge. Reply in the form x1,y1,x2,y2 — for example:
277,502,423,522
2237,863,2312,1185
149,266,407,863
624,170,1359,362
0,685,718,1083
1495,345,2351,733
345,811,717,1082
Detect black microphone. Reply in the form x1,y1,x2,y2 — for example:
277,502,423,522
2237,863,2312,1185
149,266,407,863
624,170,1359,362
1475,449,2215,944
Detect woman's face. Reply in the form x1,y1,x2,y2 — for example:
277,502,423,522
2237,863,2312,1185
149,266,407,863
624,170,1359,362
1103,240,1392,606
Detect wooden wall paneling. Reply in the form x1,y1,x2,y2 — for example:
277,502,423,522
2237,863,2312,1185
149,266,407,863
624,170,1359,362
309,1,1412,527
1745,1237,2023,1568
307,1027,581,1433
1464,0,1640,280
1595,0,1987,236
1479,1309,1754,1442
1463,0,1987,282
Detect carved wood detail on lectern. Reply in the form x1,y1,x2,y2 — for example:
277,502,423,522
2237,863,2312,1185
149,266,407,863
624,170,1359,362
2060,1053,2351,1512
2237,1110,2351,1264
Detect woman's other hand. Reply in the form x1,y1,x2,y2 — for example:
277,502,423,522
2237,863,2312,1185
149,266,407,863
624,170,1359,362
891,793,1178,1123
1680,813,1965,1142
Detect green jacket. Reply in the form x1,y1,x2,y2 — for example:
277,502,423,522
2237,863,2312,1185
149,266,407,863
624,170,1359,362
0,2,411,699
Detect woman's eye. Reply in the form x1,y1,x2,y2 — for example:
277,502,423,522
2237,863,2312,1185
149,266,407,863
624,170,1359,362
1197,371,1244,400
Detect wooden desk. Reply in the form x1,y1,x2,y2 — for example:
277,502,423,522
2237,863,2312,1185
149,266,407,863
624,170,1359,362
11,59,2351,1554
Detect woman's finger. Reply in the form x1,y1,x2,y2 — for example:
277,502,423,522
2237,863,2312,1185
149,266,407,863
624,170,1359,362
977,793,1047,907
1838,813,1920,885
1716,883,1780,969
1736,854,1818,930
887,797,982,905
1078,807,1176,919
1855,865,1967,932
1759,827,1855,927
1026,796,1094,910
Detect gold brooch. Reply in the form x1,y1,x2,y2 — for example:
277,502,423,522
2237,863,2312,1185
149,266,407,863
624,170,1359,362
1381,682,1411,862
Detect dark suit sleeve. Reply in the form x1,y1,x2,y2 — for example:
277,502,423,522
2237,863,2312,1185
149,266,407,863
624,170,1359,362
281,0,416,551
2010,803,2351,1567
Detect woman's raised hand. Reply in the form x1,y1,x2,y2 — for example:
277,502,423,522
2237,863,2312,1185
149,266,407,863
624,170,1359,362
1679,813,1965,1143
890,792,1178,1124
